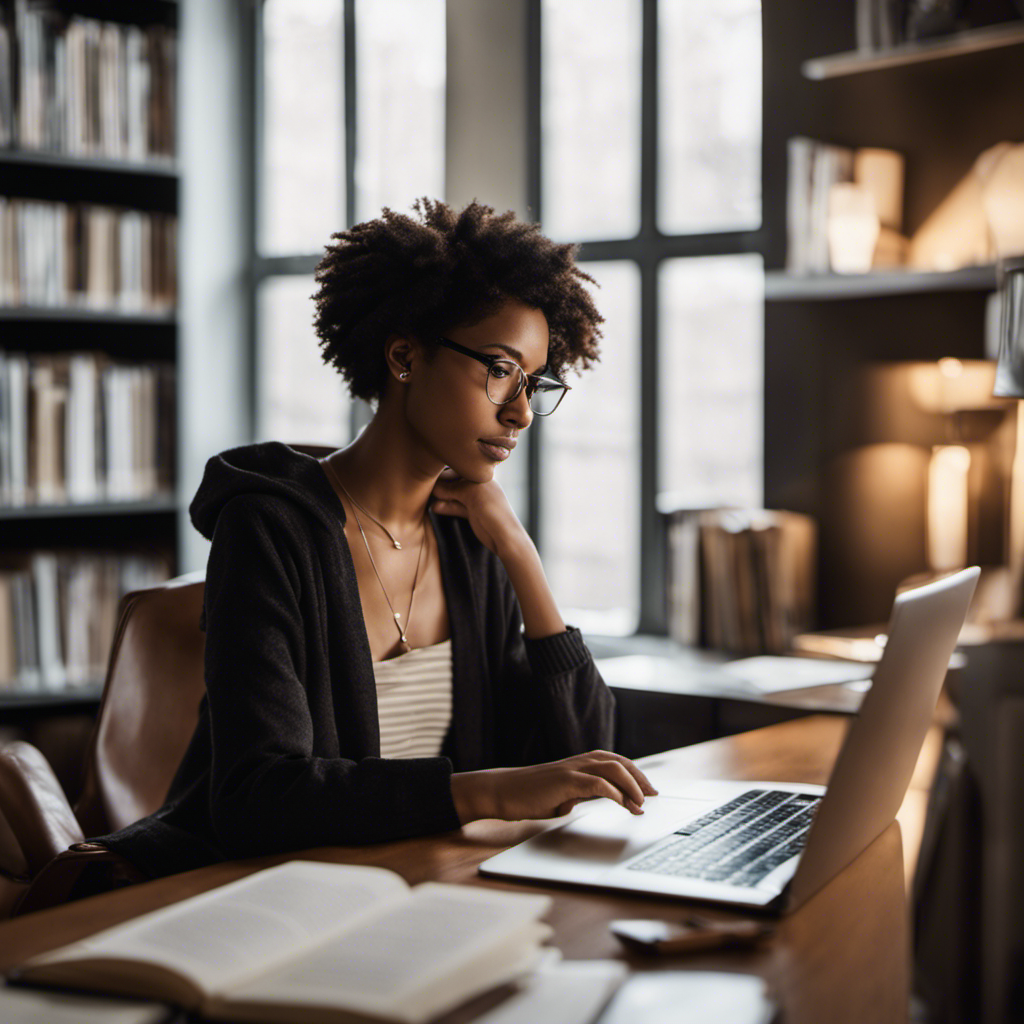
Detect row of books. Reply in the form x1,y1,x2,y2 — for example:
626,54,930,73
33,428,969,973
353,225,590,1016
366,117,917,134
664,507,817,655
0,3,176,160
786,137,854,275
0,549,171,691
786,137,906,275
0,197,177,311
0,351,175,505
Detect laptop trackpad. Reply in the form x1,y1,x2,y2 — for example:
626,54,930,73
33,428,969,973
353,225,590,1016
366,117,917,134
530,796,715,864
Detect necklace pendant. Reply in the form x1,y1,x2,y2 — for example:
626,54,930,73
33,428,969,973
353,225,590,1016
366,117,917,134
400,634,408,643
394,611,402,620
393,541,402,550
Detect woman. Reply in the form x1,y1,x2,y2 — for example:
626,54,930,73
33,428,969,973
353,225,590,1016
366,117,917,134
99,199,655,879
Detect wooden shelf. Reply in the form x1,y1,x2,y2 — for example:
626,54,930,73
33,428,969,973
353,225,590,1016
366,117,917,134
803,20,1024,79
765,265,998,301
0,306,175,325
0,147,177,177
0,496,178,521
0,686,103,713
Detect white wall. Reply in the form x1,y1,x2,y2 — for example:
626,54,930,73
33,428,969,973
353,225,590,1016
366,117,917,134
177,0,254,571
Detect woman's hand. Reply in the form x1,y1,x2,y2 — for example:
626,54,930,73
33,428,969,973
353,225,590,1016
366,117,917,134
451,751,659,824
430,469,526,558
432,469,565,638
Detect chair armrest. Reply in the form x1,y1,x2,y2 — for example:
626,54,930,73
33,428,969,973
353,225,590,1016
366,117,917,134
0,741,85,877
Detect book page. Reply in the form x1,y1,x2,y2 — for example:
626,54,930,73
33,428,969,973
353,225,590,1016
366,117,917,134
472,960,626,1024
28,862,409,997
222,883,551,1022
0,985,170,1024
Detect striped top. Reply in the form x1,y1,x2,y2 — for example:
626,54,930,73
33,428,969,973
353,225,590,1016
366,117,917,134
372,638,453,759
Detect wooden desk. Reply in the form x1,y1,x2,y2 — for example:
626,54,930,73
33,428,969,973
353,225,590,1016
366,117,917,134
0,716,912,1024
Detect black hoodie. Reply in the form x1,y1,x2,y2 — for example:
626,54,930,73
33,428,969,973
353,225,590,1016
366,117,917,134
96,442,616,878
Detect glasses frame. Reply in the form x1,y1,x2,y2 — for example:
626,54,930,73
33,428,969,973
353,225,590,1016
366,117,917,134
434,336,571,415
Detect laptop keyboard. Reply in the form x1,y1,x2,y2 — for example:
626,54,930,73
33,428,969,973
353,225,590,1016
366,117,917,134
626,789,822,887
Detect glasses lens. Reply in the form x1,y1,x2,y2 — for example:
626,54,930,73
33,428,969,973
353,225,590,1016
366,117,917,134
486,360,525,405
529,381,567,415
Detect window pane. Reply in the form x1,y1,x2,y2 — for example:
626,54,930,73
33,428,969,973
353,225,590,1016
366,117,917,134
258,276,351,447
260,0,344,255
496,429,530,535
541,0,642,242
355,0,446,223
658,0,761,235
541,261,640,634
659,255,763,508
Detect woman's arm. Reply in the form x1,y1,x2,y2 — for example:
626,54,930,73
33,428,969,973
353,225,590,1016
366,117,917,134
491,530,564,638
432,474,656,821
430,470,562,639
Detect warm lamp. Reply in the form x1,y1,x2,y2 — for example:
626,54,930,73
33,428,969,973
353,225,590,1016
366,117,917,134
927,443,971,572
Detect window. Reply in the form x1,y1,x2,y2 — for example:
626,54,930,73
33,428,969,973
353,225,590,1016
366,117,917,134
255,0,446,446
538,0,764,633
540,0,642,242
541,261,641,633
259,0,344,257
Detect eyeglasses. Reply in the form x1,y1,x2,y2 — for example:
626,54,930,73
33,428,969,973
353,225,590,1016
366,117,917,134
435,337,571,416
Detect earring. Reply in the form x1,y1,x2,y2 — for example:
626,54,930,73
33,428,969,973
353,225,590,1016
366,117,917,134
399,368,410,381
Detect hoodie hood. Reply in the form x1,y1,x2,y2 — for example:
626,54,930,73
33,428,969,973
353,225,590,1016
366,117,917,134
189,442,344,540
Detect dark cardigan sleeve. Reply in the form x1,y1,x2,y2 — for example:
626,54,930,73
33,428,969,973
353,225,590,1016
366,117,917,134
202,497,461,856
491,565,617,766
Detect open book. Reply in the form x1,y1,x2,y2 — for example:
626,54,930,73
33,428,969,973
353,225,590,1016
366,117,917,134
10,860,553,1024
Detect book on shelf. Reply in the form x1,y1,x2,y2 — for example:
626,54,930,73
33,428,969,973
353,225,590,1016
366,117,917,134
0,548,171,691
0,350,175,506
10,859,555,1024
1,1,176,162
663,506,817,656
787,137,855,275
855,0,904,51
0,8,12,147
786,137,907,275
0,196,177,311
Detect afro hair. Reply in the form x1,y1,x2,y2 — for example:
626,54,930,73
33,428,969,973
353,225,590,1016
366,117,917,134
311,198,603,401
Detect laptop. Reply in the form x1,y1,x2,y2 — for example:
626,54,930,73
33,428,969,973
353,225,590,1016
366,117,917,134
480,566,979,913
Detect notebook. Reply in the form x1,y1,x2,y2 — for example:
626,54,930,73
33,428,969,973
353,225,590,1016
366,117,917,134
480,567,979,913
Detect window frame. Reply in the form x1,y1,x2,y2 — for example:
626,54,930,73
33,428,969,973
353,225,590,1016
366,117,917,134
528,0,767,634
248,0,767,637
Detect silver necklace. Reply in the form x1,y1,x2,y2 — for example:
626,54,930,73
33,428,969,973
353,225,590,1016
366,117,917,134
322,458,405,550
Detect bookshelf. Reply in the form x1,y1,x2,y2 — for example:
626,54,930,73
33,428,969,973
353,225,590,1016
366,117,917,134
0,147,177,176
802,20,1024,79
0,307,176,324
765,265,998,301
0,0,180,705
762,2,1024,628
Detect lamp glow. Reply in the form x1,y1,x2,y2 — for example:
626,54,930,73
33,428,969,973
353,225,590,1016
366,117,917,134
927,445,971,572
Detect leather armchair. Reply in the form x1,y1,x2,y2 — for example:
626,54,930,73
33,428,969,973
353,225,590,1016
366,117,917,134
0,570,206,916
0,741,85,916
